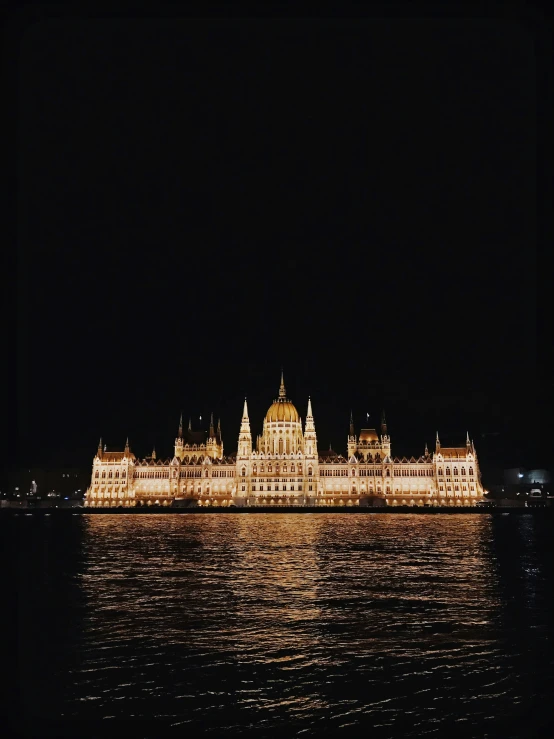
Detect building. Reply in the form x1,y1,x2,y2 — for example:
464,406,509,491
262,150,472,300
84,374,484,508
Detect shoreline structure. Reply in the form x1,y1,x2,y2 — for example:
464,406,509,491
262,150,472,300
1,505,550,516
84,374,486,510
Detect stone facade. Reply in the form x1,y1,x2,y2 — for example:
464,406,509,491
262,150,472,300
84,374,484,508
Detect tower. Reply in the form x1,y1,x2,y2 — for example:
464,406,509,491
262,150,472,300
174,412,184,459
209,412,215,439
380,410,387,437
435,431,441,453
347,411,357,457
238,398,252,457
304,397,318,458
380,411,391,457
206,411,223,459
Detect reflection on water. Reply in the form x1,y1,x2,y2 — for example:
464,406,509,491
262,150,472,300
9,514,554,738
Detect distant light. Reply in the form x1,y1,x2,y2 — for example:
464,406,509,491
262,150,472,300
518,473,524,478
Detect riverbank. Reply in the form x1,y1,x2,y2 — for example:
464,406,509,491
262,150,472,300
1,505,552,516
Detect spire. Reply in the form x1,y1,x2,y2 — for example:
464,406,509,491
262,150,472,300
349,410,355,438
425,442,429,456
279,369,286,398
381,410,387,436
178,412,183,439
209,412,215,438
305,397,315,433
97,437,103,456
238,397,252,455
466,430,471,447
436,431,440,452
125,437,130,454
152,446,156,460
188,417,192,432
217,417,221,437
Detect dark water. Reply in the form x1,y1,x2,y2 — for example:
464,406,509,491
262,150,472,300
7,513,554,738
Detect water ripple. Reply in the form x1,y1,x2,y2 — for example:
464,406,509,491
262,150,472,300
8,513,554,737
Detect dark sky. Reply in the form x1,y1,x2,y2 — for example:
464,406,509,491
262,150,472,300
8,13,550,475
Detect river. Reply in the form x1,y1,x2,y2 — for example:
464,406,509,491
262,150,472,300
7,513,553,737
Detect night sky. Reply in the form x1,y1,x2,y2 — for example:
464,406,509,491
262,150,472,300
8,14,550,475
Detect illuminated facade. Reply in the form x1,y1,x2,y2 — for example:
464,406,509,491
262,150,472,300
84,374,484,508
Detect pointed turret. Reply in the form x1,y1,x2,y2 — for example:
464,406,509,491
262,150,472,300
241,398,250,426
217,417,221,438
209,412,215,439
466,430,471,448
188,417,192,432
175,414,185,459
304,396,317,457
97,438,103,458
152,446,156,460
305,397,315,429
381,410,387,437
347,410,357,457
124,437,130,454
436,431,441,453
238,397,252,457
425,442,429,457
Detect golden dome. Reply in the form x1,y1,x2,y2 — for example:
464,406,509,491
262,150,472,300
265,371,300,423
359,429,379,442
265,399,300,423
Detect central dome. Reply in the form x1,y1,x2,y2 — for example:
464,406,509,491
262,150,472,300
265,372,300,423
265,399,300,423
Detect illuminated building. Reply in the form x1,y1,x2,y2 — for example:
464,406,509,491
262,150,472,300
84,373,484,508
